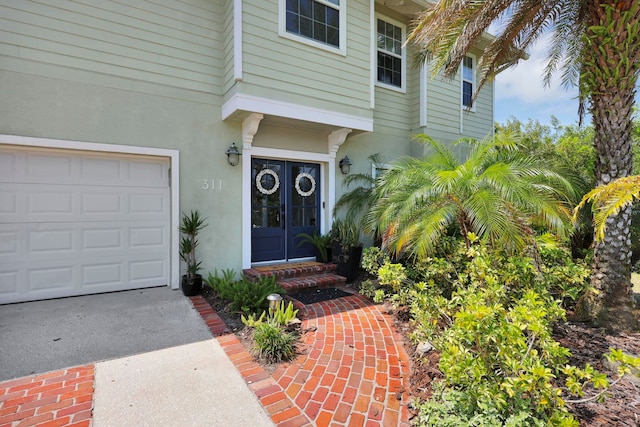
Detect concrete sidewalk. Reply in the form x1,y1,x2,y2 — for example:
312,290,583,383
92,339,274,427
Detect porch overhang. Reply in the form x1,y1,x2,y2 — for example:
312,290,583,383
222,93,373,135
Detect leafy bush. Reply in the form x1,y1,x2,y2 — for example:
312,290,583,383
251,321,297,363
205,270,285,314
242,301,299,328
361,246,390,276
373,237,634,426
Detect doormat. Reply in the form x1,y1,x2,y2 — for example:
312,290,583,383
289,288,352,305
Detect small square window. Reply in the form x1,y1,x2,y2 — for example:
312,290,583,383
285,0,341,48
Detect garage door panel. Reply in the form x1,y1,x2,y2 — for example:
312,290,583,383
0,146,171,304
0,271,19,296
0,185,168,223
1,147,169,187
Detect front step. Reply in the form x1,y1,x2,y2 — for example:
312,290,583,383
244,262,346,293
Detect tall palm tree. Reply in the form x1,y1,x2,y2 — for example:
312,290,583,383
408,0,640,329
367,136,575,258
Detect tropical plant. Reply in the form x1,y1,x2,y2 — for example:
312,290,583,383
367,135,576,258
574,175,640,242
334,153,384,229
204,272,285,314
407,0,640,329
251,321,297,363
179,210,208,279
296,231,332,262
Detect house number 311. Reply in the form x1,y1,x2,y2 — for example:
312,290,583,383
201,179,223,190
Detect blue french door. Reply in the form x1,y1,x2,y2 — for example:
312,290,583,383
251,159,321,262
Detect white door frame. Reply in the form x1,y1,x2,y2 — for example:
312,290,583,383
240,114,351,269
0,134,181,290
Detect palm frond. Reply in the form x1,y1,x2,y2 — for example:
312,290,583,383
574,175,640,241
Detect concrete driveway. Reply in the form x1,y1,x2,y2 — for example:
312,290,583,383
0,286,212,381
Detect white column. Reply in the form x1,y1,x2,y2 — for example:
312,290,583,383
241,113,263,269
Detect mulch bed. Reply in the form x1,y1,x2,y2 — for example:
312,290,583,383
200,283,640,426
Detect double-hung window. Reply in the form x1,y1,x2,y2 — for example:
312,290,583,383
462,55,475,109
284,0,343,52
376,17,405,91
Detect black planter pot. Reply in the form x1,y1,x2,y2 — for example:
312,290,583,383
316,247,333,263
335,246,363,282
181,274,203,296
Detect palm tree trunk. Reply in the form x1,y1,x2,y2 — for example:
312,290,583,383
576,1,640,330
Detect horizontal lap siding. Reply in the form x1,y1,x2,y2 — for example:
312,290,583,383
0,0,223,103
462,81,493,140
240,0,371,117
223,0,234,93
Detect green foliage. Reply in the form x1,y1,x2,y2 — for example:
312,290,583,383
179,210,208,278
361,246,390,277
330,218,362,252
251,320,297,363
242,301,299,327
205,271,285,315
334,153,383,231
296,231,332,262
367,135,577,259
268,301,299,327
371,239,620,426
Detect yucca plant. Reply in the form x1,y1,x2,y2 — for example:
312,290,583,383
179,210,207,296
179,210,207,278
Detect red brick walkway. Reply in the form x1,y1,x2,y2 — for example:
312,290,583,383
0,291,410,427
191,291,412,427
0,366,94,427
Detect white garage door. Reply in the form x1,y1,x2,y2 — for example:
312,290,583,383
0,145,171,304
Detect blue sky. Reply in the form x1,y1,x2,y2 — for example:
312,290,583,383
493,34,640,127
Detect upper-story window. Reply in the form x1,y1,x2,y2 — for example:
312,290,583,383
284,0,343,51
462,55,475,109
376,16,405,92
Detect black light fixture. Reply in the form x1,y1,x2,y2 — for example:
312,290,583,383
339,155,352,175
225,143,241,166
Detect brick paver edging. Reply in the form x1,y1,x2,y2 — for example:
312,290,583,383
0,366,94,427
189,293,412,427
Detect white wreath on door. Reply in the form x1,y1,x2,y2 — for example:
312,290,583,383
255,168,280,195
294,172,316,197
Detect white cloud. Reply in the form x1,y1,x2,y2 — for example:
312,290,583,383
492,33,580,125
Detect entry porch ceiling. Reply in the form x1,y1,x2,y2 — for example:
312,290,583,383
376,0,430,17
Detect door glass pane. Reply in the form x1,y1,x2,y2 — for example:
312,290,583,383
252,161,282,228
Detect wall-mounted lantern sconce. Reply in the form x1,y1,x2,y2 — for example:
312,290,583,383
339,156,352,175
225,143,241,166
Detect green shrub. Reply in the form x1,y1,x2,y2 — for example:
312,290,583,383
251,321,297,363
373,238,632,426
205,271,285,314
361,246,390,276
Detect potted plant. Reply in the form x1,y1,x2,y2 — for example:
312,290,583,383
296,231,332,263
179,210,208,296
330,218,363,282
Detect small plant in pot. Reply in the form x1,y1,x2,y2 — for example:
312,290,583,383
330,218,363,282
296,231,332,263
179,210,208,296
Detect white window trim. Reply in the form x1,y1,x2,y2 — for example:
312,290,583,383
419,61,428,127
374,14,407,93
279,0,347,56
461,53,476,112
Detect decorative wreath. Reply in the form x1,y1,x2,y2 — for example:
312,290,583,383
294,172,316,197
256,168,280,195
